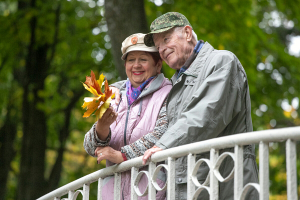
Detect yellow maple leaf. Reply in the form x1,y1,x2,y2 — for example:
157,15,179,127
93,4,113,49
82,71,114,119
97,96,113,120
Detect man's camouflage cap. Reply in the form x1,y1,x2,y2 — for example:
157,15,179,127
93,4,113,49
144,12,192,47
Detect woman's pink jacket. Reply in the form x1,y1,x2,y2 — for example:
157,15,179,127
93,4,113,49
103,74,172,200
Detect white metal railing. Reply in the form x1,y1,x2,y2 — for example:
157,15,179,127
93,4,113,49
38,127,300,200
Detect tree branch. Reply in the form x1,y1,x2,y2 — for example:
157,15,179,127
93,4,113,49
46,88,85,192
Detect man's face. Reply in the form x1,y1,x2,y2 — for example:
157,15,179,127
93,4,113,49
153,28,190,70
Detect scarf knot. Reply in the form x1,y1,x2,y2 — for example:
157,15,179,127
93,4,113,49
126,76,154,105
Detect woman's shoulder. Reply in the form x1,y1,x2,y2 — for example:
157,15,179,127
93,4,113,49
155,73,172,88
160,76,172,90
150,77,171,98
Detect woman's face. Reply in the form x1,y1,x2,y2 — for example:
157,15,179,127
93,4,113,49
125,51,162,88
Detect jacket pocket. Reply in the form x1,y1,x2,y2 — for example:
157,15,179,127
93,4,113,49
181,77,200,110
183,76,198,86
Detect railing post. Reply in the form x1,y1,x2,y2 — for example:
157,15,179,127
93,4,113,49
68,190,74,200
259,142,269,200
187,153,196,199
97,178,103,200
148,162,156,200
286,139,298,200
234,145,243,200
167,157,175,200
210,148,219,200
131,167,138,200
83,184,90,200
114,173,121,200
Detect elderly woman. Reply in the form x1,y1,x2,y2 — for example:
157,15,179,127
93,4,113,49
84,33,172,200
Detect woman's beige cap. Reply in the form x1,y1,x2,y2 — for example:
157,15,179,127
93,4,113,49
121,33,158,60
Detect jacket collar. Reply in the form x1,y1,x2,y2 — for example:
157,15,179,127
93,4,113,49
120,73,166,100
183,42,215,77
170,42,215,84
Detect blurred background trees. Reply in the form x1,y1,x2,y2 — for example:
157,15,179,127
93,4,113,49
0,0,299,199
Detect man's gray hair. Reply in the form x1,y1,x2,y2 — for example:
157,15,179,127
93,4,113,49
192,30,198,41
174,26,198,42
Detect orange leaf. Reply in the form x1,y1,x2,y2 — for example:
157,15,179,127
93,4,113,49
104,79,113,100
84,76,93,87
85,71,102,95
82,99,100,118
91,71,102,95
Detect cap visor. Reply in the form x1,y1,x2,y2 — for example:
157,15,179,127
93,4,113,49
150,26,174,34
121,45,158,60
144,26,175,46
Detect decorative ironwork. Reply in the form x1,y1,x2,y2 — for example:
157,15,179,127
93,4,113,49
37,127,300,200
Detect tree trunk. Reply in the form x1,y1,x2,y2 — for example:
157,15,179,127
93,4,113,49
0,105,17,200
104,0,149,79
18,38,49,200
17,0,51,199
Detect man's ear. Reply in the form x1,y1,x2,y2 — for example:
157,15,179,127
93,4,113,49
184,25,193,42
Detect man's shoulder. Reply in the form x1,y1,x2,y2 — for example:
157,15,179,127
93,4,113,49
209,49,238,62
207,49,248,81
204,48,244,71
197,42,237,61
194,47,246,80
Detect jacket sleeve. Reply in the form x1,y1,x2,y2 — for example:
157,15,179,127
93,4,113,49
156,52,243,149
121,99,168,159
110,80,126,89
83,122,111,157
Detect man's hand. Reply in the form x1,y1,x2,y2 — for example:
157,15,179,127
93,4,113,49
142,145,163,165
110,86,121,105
95,146,124,164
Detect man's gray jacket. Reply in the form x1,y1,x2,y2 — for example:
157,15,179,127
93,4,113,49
155,42,258,199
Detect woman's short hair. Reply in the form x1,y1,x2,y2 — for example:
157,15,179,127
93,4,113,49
147,51,161,65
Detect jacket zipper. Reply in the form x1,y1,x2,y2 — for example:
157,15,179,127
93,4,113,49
123,88,150,146
116,94,122,112
123,94,144,146
123,105,130,146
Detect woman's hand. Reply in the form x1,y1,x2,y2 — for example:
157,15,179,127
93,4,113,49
95,146,124,164
96,106,118,140
109,87,121,105
142,145,163,165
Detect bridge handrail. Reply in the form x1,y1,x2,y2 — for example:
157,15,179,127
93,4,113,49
38,126,300,200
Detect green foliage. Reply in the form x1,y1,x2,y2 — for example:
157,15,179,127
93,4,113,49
0,0,114,199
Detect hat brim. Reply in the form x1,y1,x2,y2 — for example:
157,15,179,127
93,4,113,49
121,44,158,60
144,26,175,47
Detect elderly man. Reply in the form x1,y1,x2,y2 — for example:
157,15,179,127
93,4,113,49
112,12,258,200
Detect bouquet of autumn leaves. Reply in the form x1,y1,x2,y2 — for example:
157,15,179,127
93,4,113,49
82,71,115,120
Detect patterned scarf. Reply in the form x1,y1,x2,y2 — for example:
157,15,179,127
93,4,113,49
126,76,154,105
177,40,204,79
